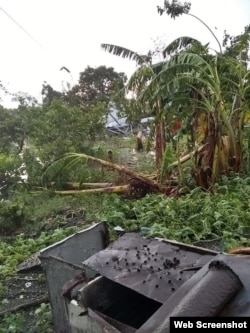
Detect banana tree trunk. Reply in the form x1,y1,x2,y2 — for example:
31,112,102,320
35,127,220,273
61,153,167,193
194,112,217,188
155,121,166,170
47,182,113,189
230,95,243,172
55,185,129,195
193,93,241,188
155,100,166,177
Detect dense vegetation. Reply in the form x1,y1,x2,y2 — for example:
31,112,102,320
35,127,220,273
0,1,250,331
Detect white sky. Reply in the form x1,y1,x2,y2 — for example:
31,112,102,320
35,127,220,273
0,0,249,106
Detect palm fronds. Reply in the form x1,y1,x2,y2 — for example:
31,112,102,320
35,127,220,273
163,36,206,57
101,44,151,65
42,153,166,193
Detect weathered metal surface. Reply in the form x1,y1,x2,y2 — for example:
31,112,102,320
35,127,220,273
75,276,161,330
62,272,86,300
83,233,216,303
136,253,250,333
170,260,243,316
218,254,250,317
17,251,42,272
41,256,82,333
40,222,109,333
68,303,122,333
148,260,243,333
42,229,250,333
95,311,136,333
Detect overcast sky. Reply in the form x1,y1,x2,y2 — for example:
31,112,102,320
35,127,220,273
0,0,249,106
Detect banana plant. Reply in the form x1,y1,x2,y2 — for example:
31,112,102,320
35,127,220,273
224,26,250,171
143,37,250,186
101,38,212,180
101,27,249,187
155,0,250,186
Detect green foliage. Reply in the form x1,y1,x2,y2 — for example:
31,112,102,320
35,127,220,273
41,148,110,186
0,89,113,189
99,176,250,251
0,106,25,154
27,100,107,164
41,83,63,106
0,313,26,333
0,95,38,155
162,37,206,57
0,198,25,233
0,153,25,197
1,174,250,331
33,303,53,333
82,102,108,139
66,65,127,107
0,304,53,333
15,191,103,230
0,226,81,279
0,191,105,278
101,45,150,66
160,145,176,181
30,100,88,160
157,0,191,18
21,148,44,185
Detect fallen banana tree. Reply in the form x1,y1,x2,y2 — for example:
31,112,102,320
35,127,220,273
54,185,129,195
42,152,168,195
167,144,206,170
41,147,206,197
47,182,113,190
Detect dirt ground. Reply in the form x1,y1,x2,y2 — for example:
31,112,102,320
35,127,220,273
0,269,48,312
0,268,51,331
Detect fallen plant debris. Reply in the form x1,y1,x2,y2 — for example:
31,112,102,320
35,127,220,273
42,149,206,198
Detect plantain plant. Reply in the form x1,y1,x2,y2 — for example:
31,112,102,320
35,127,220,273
101,1,250,188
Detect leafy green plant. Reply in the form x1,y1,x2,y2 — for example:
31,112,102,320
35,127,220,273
0,153,25,197
0,199,25,234
33,303,53,333
0,313,26,333
0,304,53,333
98,176,250,251
0,226,82,280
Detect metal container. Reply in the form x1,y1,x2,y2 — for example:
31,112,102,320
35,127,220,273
41,227,250,333
40,221,109,333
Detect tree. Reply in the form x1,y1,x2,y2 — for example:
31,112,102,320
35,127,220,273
0,106,26,155
0,80,10,104
26,100,107,163
65,65,127,108
41,83,63,106
0,153,25,197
